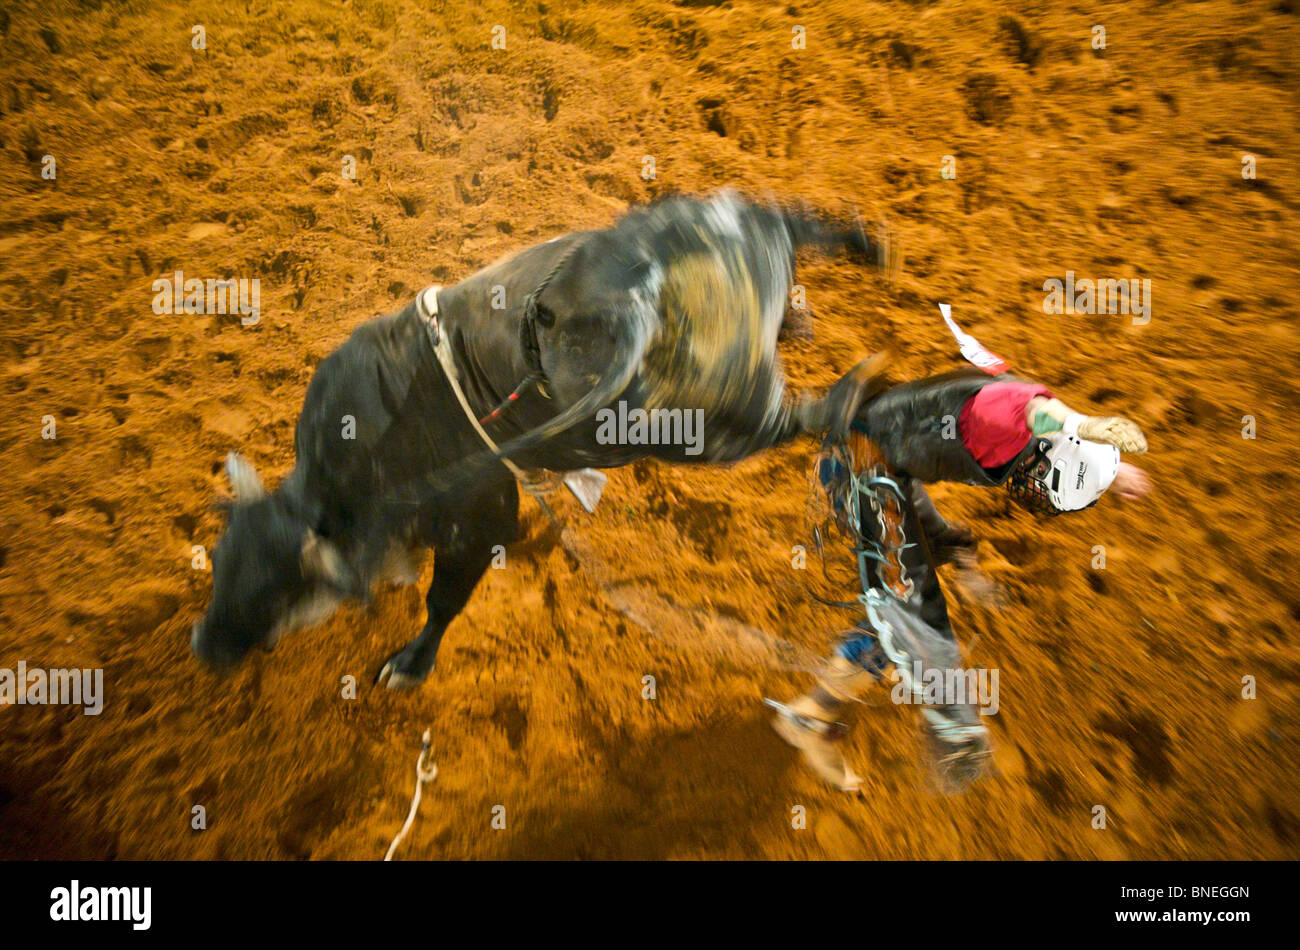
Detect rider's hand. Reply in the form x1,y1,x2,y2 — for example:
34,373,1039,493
1078,415,1148,454
1111,462,1150,502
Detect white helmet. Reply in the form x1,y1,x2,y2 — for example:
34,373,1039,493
1009,432,1119,515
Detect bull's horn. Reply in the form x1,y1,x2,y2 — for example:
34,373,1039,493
225,451,266,502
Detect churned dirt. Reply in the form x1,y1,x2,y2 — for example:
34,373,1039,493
2,0,1299,860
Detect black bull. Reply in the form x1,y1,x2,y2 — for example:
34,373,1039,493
191,193,890,687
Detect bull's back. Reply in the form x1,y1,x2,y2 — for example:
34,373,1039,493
292,306,452,498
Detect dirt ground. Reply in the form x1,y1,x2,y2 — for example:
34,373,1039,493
1,0,1298,860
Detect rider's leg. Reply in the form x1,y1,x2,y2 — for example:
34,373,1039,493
771,622,885,793
777,436,991,791
910,482,1000,604
911,481,975,564
862,483,992,789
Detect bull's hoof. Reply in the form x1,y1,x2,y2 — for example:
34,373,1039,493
375,648,434,690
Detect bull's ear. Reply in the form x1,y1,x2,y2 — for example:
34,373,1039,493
300,529,356,591
225,452,266,503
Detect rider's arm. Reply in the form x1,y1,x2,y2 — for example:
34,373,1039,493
1024,395,1148,453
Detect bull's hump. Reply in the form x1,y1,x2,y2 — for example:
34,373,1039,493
461,231,587,294
641,249,775,412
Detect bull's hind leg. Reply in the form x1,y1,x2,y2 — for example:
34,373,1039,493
700,353,891,462
376,478,520,690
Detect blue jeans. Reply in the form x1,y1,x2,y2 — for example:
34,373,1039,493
836,620,889,676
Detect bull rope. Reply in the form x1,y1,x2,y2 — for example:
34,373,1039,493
384,728,438,861
418,286,534,484
515,235,586,398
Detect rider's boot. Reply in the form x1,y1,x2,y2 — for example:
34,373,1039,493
921,704,994,792
771,650,881,793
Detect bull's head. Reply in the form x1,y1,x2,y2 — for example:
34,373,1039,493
191,452,359,670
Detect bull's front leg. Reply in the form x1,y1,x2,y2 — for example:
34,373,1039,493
376,480,520,689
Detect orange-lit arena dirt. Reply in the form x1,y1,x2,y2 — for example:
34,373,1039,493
1,0,1298,860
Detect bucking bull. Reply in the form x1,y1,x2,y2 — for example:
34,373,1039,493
191,191,890,687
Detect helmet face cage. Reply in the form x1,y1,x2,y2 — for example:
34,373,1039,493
1006,440,1063,517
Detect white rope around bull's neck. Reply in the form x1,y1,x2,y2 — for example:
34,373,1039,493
418,286,532,484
